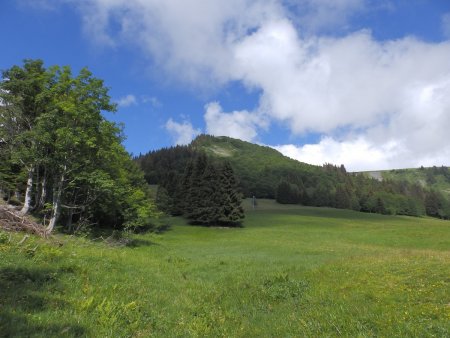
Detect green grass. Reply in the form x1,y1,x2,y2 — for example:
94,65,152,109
1,200,449,337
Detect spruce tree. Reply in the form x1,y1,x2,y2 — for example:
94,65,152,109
196,162,221,225
185,153,209,223
218,162,244,226
172,160,194,216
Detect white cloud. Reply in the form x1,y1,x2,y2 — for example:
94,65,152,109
442,12,450,39
233,25,450,134
165,118,201,145
61,0,284,85
274,132,450,172
116,94,137,107
204,102,267,142
44,0,450,169
274,137,397,172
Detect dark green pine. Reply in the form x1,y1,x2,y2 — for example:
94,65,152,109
185,153,210,224
172,160,194,216
218,162,244,226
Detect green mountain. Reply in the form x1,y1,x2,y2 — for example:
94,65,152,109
137,135,450,219
190,135,318,197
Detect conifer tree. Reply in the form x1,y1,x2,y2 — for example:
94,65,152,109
181,157,244,226
186,159,220,225
172,160,194,216
185,153,208,222
197,162,221,224
218,162,244,226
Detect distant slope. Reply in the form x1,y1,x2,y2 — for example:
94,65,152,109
357,167,450,197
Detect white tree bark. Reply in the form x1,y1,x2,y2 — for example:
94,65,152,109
38,174,47,209
46,169,65,234
19,167,34,215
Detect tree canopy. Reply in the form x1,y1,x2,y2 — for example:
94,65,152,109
154,153,245,226
0,59,158,234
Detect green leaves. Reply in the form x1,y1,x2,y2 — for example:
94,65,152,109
1,59,157,232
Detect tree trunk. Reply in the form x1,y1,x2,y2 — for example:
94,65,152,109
46,170,64,234
38,173,47,210
33,168,40,210
66,208,74,233
20,167,34,215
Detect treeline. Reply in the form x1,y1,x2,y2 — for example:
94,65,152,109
0,60,158,234
276,164,436,216
136,136,450,219
154,153,244,226
420,165,450,186
275,163,450,218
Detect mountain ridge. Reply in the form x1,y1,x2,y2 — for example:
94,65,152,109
136,135,450,219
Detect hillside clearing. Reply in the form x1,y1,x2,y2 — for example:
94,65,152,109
1,200,449,337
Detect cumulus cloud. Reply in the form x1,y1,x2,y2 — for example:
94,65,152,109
165,118,201,145
116,94,137,107
274,138,397,172
204,102,267,142
40,0,450,170
233,25,450,133
275,132,450,172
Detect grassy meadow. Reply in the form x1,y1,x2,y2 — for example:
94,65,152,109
1,200,449,337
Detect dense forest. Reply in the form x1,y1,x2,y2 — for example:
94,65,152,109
136,135,450,219
0,60,158,234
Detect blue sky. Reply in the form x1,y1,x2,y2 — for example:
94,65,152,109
2,0,450,171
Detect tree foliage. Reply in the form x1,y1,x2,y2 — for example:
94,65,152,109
276,181,300,204
149,151,244,226
0,60,158,233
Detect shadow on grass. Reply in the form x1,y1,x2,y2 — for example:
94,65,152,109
154,222,172,234
0,267,86,337
124,238,159,248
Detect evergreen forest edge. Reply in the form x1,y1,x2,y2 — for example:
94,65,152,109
136,135,450,220
1,59,450,236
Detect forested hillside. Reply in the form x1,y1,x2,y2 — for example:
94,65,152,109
362,166,450,198
136,135,450,219
192,135,317,198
